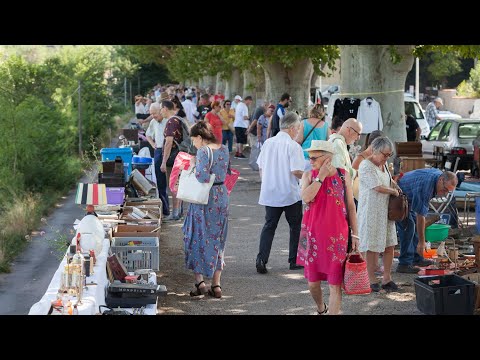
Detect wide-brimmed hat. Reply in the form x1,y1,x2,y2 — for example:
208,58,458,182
304,140,334,154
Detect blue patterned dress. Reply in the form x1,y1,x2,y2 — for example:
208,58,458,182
182,145,230,277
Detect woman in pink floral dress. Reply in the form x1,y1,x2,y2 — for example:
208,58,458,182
297,140,359,315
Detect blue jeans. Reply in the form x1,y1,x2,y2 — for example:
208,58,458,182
222,130,233,152
154,148,170,216
396,210,425,266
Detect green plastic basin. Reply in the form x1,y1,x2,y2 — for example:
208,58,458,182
425,224,451,242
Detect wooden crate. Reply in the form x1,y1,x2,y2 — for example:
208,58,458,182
395,142,422,157
400,157,426,173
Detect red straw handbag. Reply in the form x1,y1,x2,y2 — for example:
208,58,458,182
342,252,371,295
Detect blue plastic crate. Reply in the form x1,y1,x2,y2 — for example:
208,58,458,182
100,147,133,179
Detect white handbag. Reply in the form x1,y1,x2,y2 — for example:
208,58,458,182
177,146,215,205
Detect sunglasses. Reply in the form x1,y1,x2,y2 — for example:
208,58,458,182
308,154,327,161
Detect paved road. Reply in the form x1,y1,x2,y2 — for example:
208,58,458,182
157,154,423,315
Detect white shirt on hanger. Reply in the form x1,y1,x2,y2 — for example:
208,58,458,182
356,97,383,134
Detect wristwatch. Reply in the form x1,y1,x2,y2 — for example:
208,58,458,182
314,177,323,184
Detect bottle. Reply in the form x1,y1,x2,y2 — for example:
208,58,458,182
76,233,82,253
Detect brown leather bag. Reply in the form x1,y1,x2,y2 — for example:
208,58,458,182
388,192,409,221
386,165,409,221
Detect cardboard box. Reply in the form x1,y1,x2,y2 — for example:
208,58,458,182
120,209,161,227
125,199,163,207
462,273,480,311
113,224,160,241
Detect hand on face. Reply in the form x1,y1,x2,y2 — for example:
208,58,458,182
317,157,333,179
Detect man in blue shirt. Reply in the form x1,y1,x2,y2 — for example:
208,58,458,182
396,169,457,273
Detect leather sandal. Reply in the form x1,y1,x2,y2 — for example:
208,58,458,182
317,303,328,315
208,285,222,298
189,280,208,297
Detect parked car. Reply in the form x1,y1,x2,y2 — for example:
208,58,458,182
421,119,480,171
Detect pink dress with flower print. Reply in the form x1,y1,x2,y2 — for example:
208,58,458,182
296,169,349,285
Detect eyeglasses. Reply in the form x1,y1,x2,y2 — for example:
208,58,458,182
349,127,361,136
225,103,231,106
380,151,393,158
308,154,327,161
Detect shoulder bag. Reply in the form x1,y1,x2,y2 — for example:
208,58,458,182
176,146,216,205
386,165,408,222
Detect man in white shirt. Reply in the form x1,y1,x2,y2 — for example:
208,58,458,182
234,95,253,159
181,92,198,125
328,118,362,182
146,102,169,216
256,112,305,273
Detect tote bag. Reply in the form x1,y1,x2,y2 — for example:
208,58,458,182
342,252,371,295
177,146,215,205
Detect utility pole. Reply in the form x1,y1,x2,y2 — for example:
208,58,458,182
415,57,420,102
78,80,82,155
124,77,127,107
129,80,132,109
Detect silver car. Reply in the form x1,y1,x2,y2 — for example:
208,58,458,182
421,119,480,171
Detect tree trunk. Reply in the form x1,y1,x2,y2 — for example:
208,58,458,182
263,59,314,118
215,73,225,94
339,45,415,143
242,70,257,104
225,68,241,100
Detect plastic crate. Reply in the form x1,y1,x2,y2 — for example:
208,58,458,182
414,274,476,315
106,187,125,205
111,237,159,271
100,147,133,179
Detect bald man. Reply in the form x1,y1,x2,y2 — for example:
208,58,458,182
329,118,362,181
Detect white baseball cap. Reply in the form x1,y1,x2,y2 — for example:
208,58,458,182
234,95,242,101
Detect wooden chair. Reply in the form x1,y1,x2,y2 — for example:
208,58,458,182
425,145,444,169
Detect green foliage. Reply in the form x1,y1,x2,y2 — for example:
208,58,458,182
0,46,132,272
456,80,477,97
426,51,462,87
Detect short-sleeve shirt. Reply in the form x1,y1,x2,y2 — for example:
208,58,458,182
257,131,304,207
163,116,183,147
234,102,249,128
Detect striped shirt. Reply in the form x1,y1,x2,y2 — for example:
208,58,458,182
398,168,442,216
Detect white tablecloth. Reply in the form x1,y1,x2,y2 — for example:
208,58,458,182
28,239,157,315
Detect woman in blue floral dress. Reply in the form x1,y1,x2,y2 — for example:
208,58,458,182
183,121,230,298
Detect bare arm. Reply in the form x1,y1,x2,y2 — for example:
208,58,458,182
301,171,321,203
295,120,305,145
351,154,364,171
416,214,426,255
267,119,272,139
257,121,262,139
373,185,399,196
146,135,156,149
416,127,421,141
247,119,257,134
292,170,303,179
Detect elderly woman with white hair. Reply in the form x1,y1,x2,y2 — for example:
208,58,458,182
297,140,359,315
357,136,400,292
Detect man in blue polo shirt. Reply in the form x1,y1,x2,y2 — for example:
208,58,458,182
396,169,457,273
